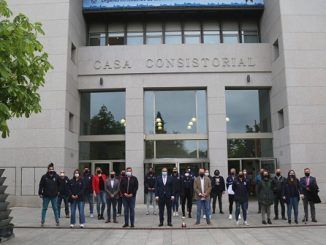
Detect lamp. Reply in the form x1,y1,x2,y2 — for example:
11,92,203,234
226,117,230,122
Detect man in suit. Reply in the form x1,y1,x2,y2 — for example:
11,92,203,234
300,168,319,223
120,167,138,228
155,167,175,227
194,168,212,225
104,171,120,223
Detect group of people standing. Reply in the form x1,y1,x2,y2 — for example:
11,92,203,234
39,163,138,228
39,162,320,228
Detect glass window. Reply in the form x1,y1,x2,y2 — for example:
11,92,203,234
79,142,125,160
127,23,143,45
108,23,125,45
165,22,182,44
89,33,106,46
241,21,259,43
222,21,239,43
145,140,208,159
227,138,273,158
225,90,271,133
146,23,163,45
144,90,207,134
80,92,126,135
203,22,220,44
184,22,201,44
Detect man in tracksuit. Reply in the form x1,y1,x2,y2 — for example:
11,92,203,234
180,170,194,218
39,162,60,226
57,170,70,218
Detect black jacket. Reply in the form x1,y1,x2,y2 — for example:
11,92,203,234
83,172,93,194
300,176,319,202
211,175,226,194
180,176,194,196
38,172,60,198
272,175,286,198
68,177,84,202
144,173,156,194
155,175,175,199
283,179,300,203
172,174,182,194
58,176,70,196
232,178,249,203
120,175,139,196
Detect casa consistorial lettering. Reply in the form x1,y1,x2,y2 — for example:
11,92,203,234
93,59,132,70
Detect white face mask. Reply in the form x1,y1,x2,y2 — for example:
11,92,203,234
185,173,189,177
205,172,209,176
126,172,132,177
162,172,167,176
60,173,64,177
74,173,79,178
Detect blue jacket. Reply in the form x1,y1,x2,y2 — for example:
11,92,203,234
232,178,249,203
226,175,236,189
155,175,175,199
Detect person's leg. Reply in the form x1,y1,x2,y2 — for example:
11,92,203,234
158,197,164,224
118,197,122,214
204,200,210,224
274,197,279,218
196,200,202,224
41,197,51,224
152,192,156,213
242,202,247,222
64,196,69,216
146,193,150,213
112,198,117,221
211,194,217,214
130,196,136,226
181,196,186,217
303,198,308,221
106,198,112,221
79,201,85,225
261,204,266,222
267,205,271,222
100,191,106,217
309,201,316,221
293,198,299,222
287,199,292,222
95,194,100,216
122,198,129,225
218,192,223,213
167,197,172,224
57,196,62,218
50,197,59,223
235,202,240,222
70,201,76,225
280,197,286,219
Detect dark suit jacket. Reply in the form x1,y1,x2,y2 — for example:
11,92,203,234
155,175,175,199
105,178,120,199
300,176,319,202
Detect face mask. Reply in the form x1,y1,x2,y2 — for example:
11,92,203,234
214,171,220,176
231,172,235,176
60,173,64,177
126,172,132,177
276,172,281,176
205,173,209,176
289,175,295,180
185,173,189,177
110,174,115,178
305,173,310,177
199,173,204,177
49,170,54,175
188,169,191,172
121,172,126,177
239,174,244,179
162,172,167,176
243,172,247,175
149,171,153,174
97,170,101,175
75,173,79,178
264,175,269,179
84,169,89,174
173,171,177,174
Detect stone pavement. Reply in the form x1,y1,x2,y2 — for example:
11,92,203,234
5,201,326,245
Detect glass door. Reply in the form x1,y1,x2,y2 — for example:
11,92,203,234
227,160,240,173
260,159,277,176
93,162,110,176
153,163,176,175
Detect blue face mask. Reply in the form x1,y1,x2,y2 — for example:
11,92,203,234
162,172,167,176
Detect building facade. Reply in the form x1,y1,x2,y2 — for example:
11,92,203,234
1,0,326,206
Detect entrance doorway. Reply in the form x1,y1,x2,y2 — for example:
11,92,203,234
79,161,126,176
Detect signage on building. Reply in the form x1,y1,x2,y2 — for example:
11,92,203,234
83,0,264,11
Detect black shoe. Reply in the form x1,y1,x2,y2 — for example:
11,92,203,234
273,216,279,220
219,211,224,214
282,217,287,220
158,223,163,227
105,220,111,223
98,215,101,220
207,221,211,225
212,211,215,214
122,224,129,228
312,219,317,223
130,224,135,228
188,213,192,218
288,220,291,224
113,220,118,223
295,220,298,224
168,223,173,227
258,211,261,214
267,219,272,224
100,215,105,220
302,218,307,223
262,220,267,225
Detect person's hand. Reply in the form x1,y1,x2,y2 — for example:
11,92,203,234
300,194,304,199
155,196,159,202
39,195,43,198
283,196,286,200
93,192,97,197
222,191,225,195
199,193,203,197
171,196,175,201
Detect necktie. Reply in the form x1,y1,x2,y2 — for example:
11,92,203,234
127,177,130,193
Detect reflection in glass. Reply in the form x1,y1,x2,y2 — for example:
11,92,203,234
156,140,208,158
127,32,143,45
144,90,207,134
79,142,125,160
227,138,273,158
89,33,106,46
184,31,201,44
80,92,125,135
165,31,182,44
108,32,125,45
225,90,271,133
146,32,162,44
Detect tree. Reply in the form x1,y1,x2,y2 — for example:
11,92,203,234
0,0,52,138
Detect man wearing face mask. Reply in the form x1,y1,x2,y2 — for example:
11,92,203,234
92,167,107,220
272,169,286,220
232,171,249,226
203,169,212,219
257,171,274,225
255,168,265,213
145,167,157,215
155,168,175,227
120,167,138,228
117,170,126,216
226,168,237,220
181,170,194,218
82,166,94,218
38,163,60,227
194,168,212,225
57,170,70,219
300,168,320,223
211,169,225,214
172,167,181,217
105,171,120,223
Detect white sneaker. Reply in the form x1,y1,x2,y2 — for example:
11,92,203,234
236,220,240,225
228,215,232,220
173,212,176,217
238,214,242,220
244,221,249,226
176,212,179,217
80,224,84,228
70,224,74,228
90,214,94,218
203,215,206,219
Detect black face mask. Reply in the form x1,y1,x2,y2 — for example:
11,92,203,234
121,173,126,177
289,175,295,180
263,175,269,179
231,172,235,176
110,174,115,178
214,171,220,176
305,173,310,177
97,170,101,175
199,173,204,177
239,174,244,179
84,170,89,174
173,171,177,175
276,172,281,176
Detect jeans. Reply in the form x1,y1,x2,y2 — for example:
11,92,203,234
84,192,94,215
106,198,117,221
261,204,271,221
122,196,136,225
146,191,156,213
303,198,316,220
287,197,299,221
235,202,247,221
70,200,85,225
172,193,180,212
57,195,69,217
95,191,106,216
196,199,210,224
228,194,235,215
274,196,286,218
41,196,59,224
